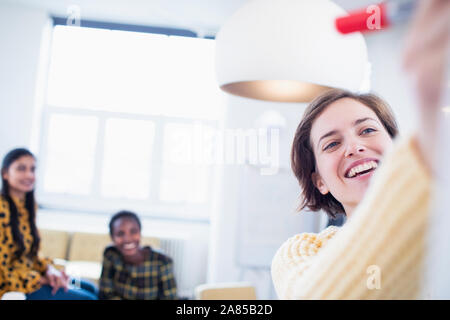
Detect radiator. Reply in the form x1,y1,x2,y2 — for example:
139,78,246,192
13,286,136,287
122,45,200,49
159,238,191,298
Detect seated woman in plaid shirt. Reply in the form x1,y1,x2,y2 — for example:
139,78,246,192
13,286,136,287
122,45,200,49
98,210,178,300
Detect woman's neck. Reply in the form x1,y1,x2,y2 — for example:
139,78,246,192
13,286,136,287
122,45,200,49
9,189,25,201
123,247,146,265
343,204,355,219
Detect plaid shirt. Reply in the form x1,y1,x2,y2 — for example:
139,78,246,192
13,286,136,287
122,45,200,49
98,245,177,300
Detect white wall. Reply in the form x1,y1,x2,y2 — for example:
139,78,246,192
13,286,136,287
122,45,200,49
0,3,50,159
363,24,419,135
207,95,322,299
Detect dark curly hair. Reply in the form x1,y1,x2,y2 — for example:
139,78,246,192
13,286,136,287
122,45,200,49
108,210,142,238
291,89,398,219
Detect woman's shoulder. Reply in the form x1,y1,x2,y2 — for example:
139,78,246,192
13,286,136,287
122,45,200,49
0,194,8,208
319,225,340,239
272,226,340,266
271,226,340,298
0,195,9,221
146,247,173,265
284,226,339,249
103,245,122,261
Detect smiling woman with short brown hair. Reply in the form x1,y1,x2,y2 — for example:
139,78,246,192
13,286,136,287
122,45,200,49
271,88,431,299
291,89,398,219
271,0,449,299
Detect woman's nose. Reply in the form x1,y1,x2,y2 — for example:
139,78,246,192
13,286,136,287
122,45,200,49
26,169,35,179
344,141,366,158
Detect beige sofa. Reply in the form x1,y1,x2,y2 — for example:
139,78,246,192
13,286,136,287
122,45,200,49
39,229,160,284
0,230,159,300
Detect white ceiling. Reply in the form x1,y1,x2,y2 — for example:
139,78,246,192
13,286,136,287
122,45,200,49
2,0,377,36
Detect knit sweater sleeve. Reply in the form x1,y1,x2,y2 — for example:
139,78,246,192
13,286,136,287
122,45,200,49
271,226,339,298
271,134,431,299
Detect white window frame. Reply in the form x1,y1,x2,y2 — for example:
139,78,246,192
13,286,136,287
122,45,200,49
36,105,219,221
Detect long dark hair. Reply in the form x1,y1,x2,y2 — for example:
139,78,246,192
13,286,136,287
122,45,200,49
1,148,40,259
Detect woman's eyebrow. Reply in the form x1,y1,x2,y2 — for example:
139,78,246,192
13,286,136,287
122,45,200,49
317,130,339,149
353,117,378,126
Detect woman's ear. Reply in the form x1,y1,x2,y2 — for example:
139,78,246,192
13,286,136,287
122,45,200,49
1,169,7,181
311,171,329,195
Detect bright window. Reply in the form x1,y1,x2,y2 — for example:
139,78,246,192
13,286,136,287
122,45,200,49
43,114,98,195
36,25,225,220
100,118,155,200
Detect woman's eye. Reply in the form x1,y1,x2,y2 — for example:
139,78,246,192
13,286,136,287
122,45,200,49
324,141,339,151
361,128,376,135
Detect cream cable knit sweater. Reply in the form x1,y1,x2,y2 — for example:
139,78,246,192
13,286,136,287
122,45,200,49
271,135,431,299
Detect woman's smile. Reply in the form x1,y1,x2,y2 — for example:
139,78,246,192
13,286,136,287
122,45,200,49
18,179,35,189
344,158,379,179
122,242,139,255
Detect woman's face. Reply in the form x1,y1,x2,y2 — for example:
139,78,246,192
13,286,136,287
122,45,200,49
310,98,393,215
2,155,36,196
111,218,141,257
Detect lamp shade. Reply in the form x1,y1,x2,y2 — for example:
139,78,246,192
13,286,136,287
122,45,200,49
215,0,370,103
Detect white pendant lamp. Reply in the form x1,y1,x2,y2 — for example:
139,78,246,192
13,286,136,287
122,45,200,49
215,0,370,103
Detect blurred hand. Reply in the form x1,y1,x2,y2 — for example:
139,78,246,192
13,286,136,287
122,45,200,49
403,0,450,110
43,265,70,295
402,0,450,172
39,275,48,286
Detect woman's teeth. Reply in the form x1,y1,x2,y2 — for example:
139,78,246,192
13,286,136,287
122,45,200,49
347,161,378,178
123,243,137,250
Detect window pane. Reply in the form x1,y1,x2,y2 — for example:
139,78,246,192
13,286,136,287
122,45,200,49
101,118,155,199
160,36,224,120
159,164,209,203
43,114,98,194
160,123,211,203
47,25,224,120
